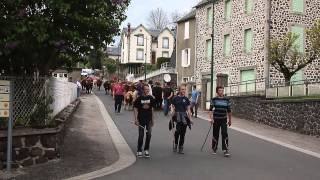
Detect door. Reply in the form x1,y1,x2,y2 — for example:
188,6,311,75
240,69,255,93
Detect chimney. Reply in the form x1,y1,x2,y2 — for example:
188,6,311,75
127,23,131,36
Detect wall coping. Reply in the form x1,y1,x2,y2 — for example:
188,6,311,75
0,124,63,138
262,98,320,104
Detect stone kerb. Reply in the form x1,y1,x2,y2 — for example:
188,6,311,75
0,99,81,170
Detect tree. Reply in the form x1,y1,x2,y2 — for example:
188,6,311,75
156,57,171,68
269,20,320,85
102,57,117,75
0,0,130,75
147,8,169,30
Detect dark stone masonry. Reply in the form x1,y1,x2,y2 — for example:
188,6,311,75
230,96,320,137
0,99,80,170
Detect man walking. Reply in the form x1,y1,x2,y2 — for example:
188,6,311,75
152,82,163,110
190,85,200,118
134,85,155,158
171,84,193,154
162,83,174,116
209,86,232,157
113,80,124,113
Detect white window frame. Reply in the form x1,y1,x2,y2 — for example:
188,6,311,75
162,51,169,57
136,49,144,60
137,35,144,46
181,48,191,67
162,37,169,49
182,77,190,83
184,21,190,39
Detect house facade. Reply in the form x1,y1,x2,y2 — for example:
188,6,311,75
176,9,197,94
120,24,175,78
195,0,320,108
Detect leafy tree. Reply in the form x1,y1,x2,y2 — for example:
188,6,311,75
102,57,117,75
0,0,130,75
269,20,320,85
156,57,171,68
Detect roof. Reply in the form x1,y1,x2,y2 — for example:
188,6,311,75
195,0,211,8
107,46,121,56
121,25,173,38
177,9,196,23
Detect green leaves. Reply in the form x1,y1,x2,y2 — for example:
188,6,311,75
0,0,130,75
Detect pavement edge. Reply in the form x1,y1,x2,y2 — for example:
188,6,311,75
64,95,136,180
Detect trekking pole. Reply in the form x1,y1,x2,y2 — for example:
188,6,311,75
128,120,148,133
201,122,213,151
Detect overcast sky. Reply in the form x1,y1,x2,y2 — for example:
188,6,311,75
111,0,200,45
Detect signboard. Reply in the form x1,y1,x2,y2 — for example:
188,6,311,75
0,80,10,117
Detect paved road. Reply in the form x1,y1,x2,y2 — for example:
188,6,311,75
95,90,320,180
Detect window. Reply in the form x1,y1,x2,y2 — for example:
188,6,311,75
53,73,57,77
136,49,144,60
137,35,144,46
182,77,189,83
292,0,304,13
206,39,212,61
244,28,253,53
184,21,190,39
207,7,213,26
64,73,68,78
244,0,253,14
163,37,169,48
181,48,191,67
225,0,232,21
224,34,231,56
292,26,305,53
162,51,169,57
59,73,63,78
240,69,255,92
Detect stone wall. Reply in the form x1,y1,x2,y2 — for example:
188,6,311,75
231,96,320,136
0,99,80,170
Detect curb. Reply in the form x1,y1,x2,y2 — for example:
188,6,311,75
197,114,320,159
64,95,136,180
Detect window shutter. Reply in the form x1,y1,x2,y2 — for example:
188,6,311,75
292,26,305,53
292,0,304,13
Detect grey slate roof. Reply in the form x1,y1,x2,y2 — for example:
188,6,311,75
122,26,162,38
177,9,196,23
195,0,211,8
107,46,121,56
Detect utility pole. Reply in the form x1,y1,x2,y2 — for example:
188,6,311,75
210,0,218,99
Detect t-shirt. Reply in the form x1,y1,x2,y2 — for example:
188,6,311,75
191,90,200,103
210,97,231,120
134,95,155,124
171,95,190,112
152,86,163,99
114,84,124,95
136,83,143,97
163,87,173,99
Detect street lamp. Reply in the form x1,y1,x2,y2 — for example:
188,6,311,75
210,0,219,99
134,34,149,81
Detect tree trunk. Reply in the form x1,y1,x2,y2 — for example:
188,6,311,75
284,76,291,86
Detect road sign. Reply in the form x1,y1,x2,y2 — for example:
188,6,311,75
0,85,10,94
0,80,10,86
0,102,10,110
0,94,9,101
0,110,9,117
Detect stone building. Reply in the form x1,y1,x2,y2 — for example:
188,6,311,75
195,0,320,109
176,9,197,95
120,24,175,79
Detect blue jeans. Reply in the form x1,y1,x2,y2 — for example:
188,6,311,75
163,99,170,116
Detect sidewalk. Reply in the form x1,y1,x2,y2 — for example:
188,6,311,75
197,111,320,157
11,94,119,180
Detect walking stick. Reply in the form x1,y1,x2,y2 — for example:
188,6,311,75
128,120,148,133
201,122,213,151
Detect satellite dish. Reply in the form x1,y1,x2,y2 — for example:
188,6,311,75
164,74,171,82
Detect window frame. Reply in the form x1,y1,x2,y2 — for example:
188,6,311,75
224,0,232,22
291,25,305,53
223,34,231,57
136,48,144,60
162,51,169,58
207,6,213,26
244,0,254,15
206,39,212,61
136,34,144,46
291,0,305,14
184,21,190,39
162,37,169,49
244,28,253,54
181,48,191,67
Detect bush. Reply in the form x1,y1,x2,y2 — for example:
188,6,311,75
156,57,171,68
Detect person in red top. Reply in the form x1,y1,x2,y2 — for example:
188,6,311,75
113,80,125,113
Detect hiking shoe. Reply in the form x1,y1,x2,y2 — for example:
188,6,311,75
136,151,143,158
173,144,178,152
144,150,150,158
178,147,184,154
224,150,230,157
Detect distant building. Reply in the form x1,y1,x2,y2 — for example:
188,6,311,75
107,46,121,61
120,24,175,78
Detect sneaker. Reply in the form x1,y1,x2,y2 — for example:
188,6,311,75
212,150,217,155
144,150,150,158
136,151,143,158
178,147,184,154
224,150,230,157
173,144,178,152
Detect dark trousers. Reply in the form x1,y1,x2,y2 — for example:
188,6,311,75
190,102,199,117
137,122,152,152
114,95,124,113
174,122,187,148
155,97,162,109
212,119,229,151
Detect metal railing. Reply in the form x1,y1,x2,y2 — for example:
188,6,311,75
224,78,267,97
132,62,175,82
